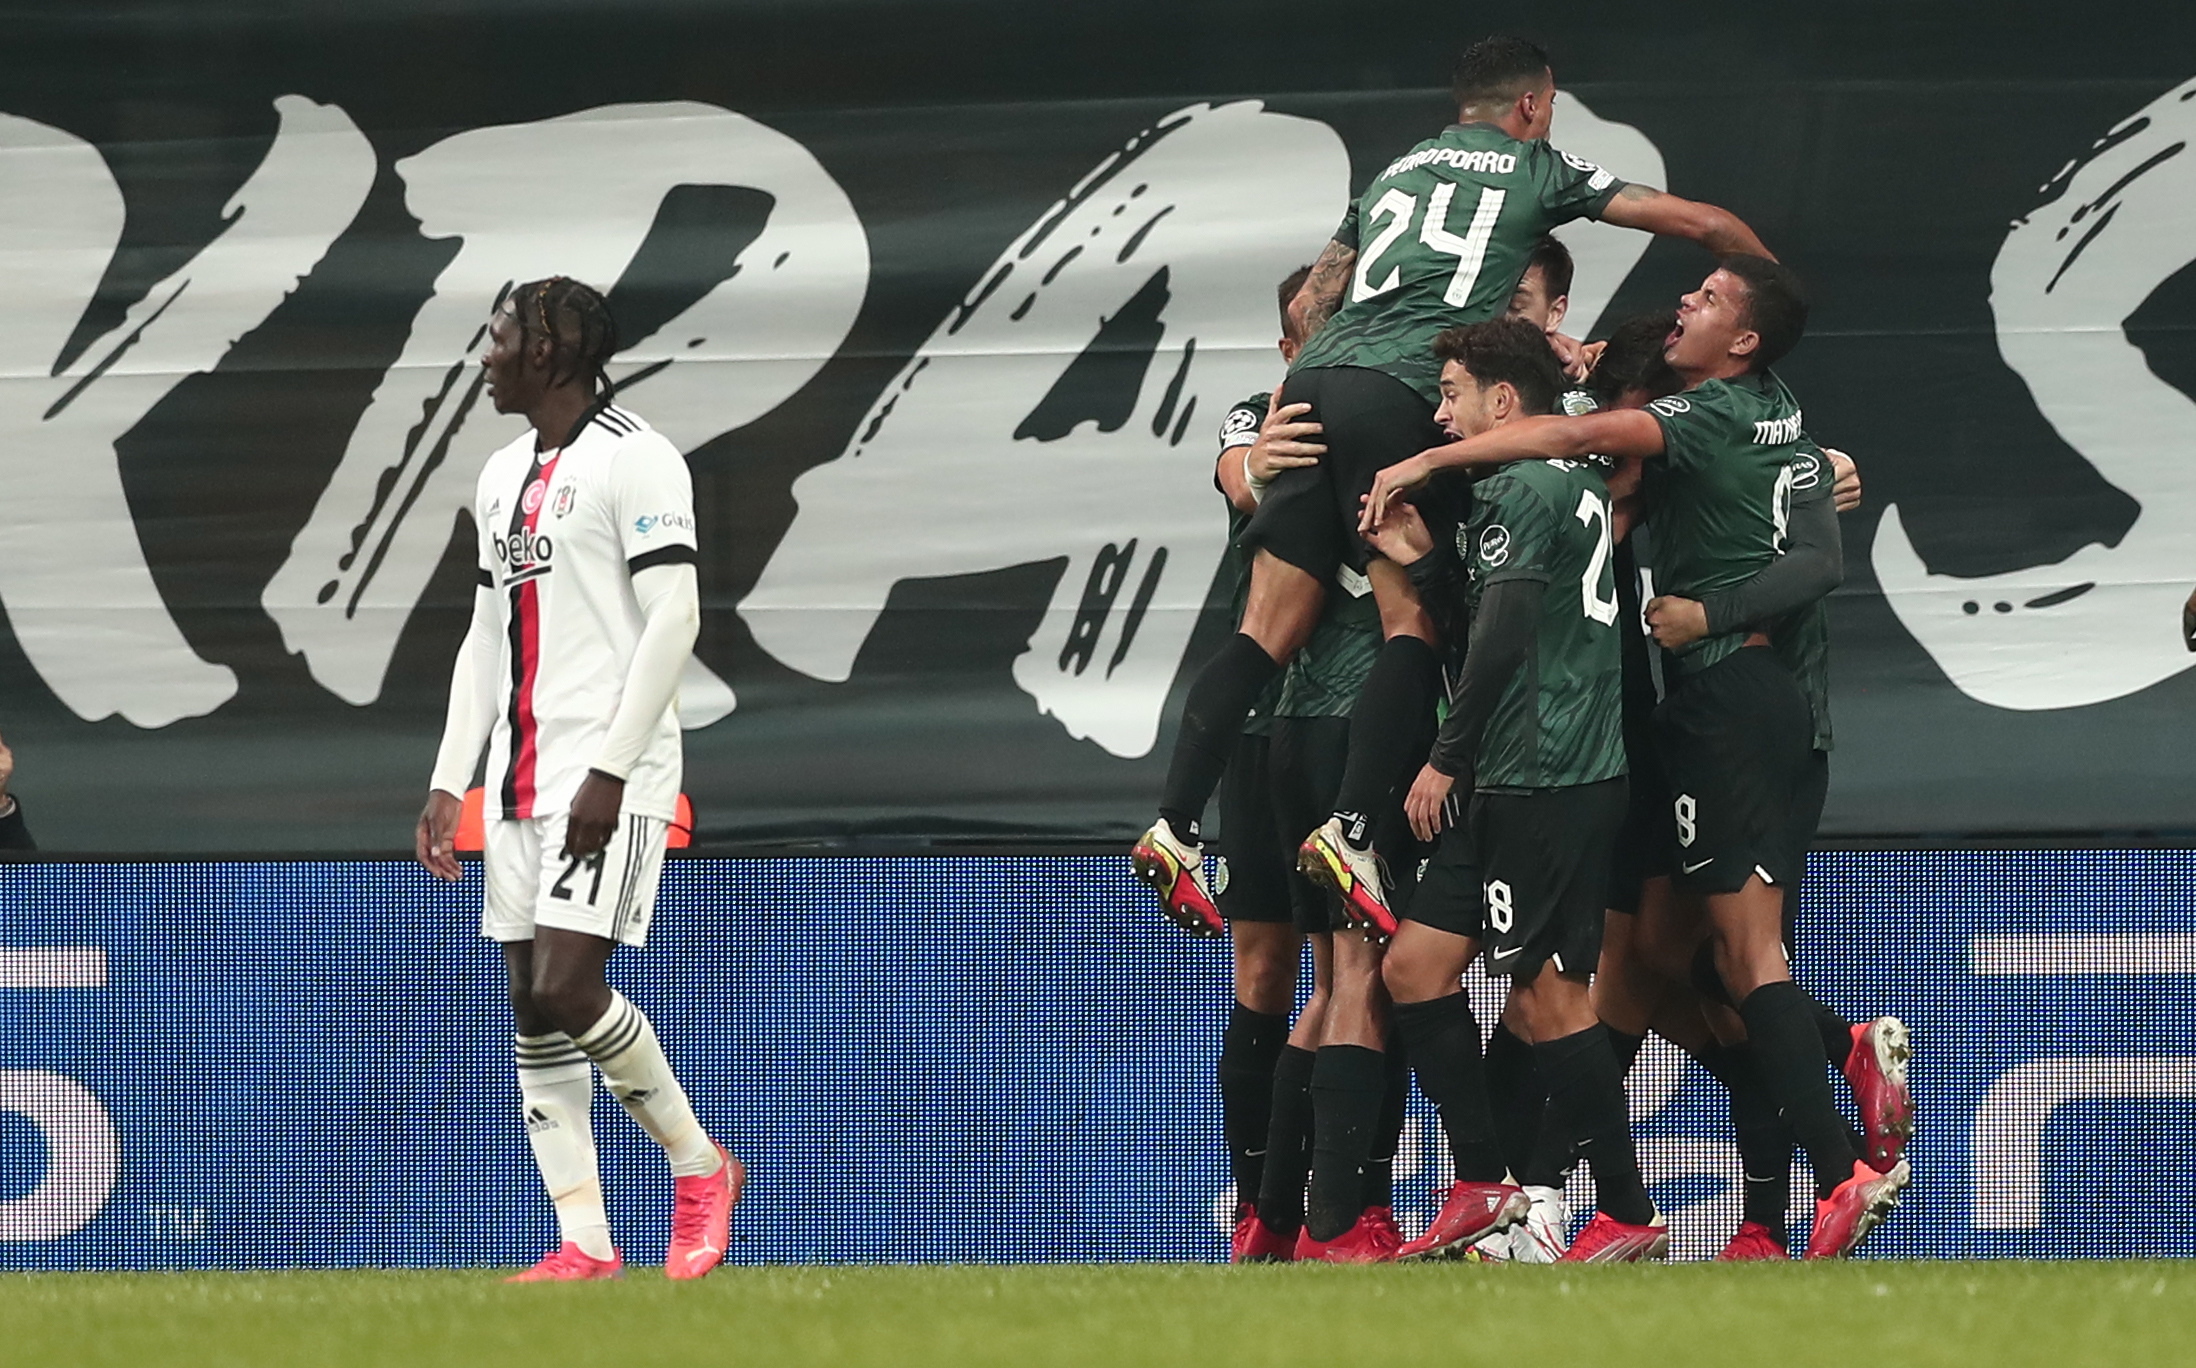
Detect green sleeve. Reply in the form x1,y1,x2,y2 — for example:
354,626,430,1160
1647,383,1744,476
1788,440,1833,508
1331,197,1361,251
1535,142,1626,223
1218,394,1268,454
1468,471,1564,586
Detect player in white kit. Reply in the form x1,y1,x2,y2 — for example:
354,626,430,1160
414,277,739,1282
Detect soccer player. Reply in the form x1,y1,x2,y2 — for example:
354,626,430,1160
1134,34,1772,941
1364,257,1912,1258
1364,319,1663,1262
1212,276,1414,1265
415,278,739,1283
1206,267,1332,1258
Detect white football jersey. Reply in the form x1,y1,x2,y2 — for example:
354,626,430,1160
473,402,696,823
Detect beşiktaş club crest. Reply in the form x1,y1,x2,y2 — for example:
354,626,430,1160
553,485,575,518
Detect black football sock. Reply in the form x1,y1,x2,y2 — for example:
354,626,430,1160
1158,634,1280,840
1391,994,1507,1182
1219,1004,1289,1209
1607,1026,1647,1078
1739,980,1861,1197
1304,1045,1387,1241
1362,1042,1412,1211
1535,1025,1655,1227
1484,1022,1545,1180
1330,636,1440,846
1694,1042,1793,1240
1812,995,1857,1070
1254,1046,1317,1234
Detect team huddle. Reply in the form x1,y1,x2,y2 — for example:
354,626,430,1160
1130,36,1914,1263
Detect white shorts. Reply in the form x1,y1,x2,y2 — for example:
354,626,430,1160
482,811,670,948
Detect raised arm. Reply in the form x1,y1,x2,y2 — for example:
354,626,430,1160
1362,409,1665,531
1287,237,1356,339
1599,183,1773,261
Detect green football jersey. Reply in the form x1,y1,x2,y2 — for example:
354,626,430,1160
1643,370,1810,677
1774,442,1835,751
1290,123,1625,405
1462,459,1627,790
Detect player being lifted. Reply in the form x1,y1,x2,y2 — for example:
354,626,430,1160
1133,35,1772,937
415,278,740,1282
1365,257,1911,1258
1363,319,1664,1262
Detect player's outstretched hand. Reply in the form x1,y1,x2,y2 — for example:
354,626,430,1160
416,790,463,882
1248,394,1325,484
1404,764,1454,844
1827,448,1862,513
1547,332,1604,382
1359,494,1434,566
564,770,626,857
1361,454,1435,533
1645,595,1710,650
2182,585,2196,653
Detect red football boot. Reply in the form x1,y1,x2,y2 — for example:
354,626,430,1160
1130,819,1223,936
1296,818,1396,940
1396,1182,1530,1260
665,1144,744,1281
1843,1017,1914,1171
1805,1158,1910,1259
1715,1221,1791,1261
504,1242,624,1282
1293,1206,1402,1264
1230,1204,1295,1263
1556,1210,1669,1263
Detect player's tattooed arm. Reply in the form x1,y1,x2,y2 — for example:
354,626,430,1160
1599,183,1774,261
1287,238,1355,339
1362,409,1664,532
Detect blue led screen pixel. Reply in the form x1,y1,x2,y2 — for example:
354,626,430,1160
1,851,2191,1268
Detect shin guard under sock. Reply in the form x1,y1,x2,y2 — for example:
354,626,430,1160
1330,636,1440,839
1219,1005,1289,1207
1391,994,1506,1182
1304,1045,1387,1241
1255,1046,1317,1233
1535,1025,1654,1226
1160,635,1280,838
1739,980,1861,1197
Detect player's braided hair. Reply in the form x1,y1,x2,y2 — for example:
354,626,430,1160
507,276,620,397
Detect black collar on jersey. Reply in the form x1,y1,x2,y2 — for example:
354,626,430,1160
539,394,616,455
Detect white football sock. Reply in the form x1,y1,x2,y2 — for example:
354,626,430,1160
571,992,719,1177
514,1033,613,1260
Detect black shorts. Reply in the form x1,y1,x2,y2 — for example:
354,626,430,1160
1470,777,1628,980
1653,646,1814,897
1402,821,1481,939
1241,365,1445,577
1269,716,1350,934
1217,731,1294,925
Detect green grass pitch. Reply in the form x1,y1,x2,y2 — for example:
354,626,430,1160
5,1262,2189,1367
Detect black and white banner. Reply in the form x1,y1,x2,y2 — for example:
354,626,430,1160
1,2,2192,849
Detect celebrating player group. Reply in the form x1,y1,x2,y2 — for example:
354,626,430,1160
1131,36,1914,1263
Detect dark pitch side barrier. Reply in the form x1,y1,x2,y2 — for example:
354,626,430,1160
2,849,2191,1267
